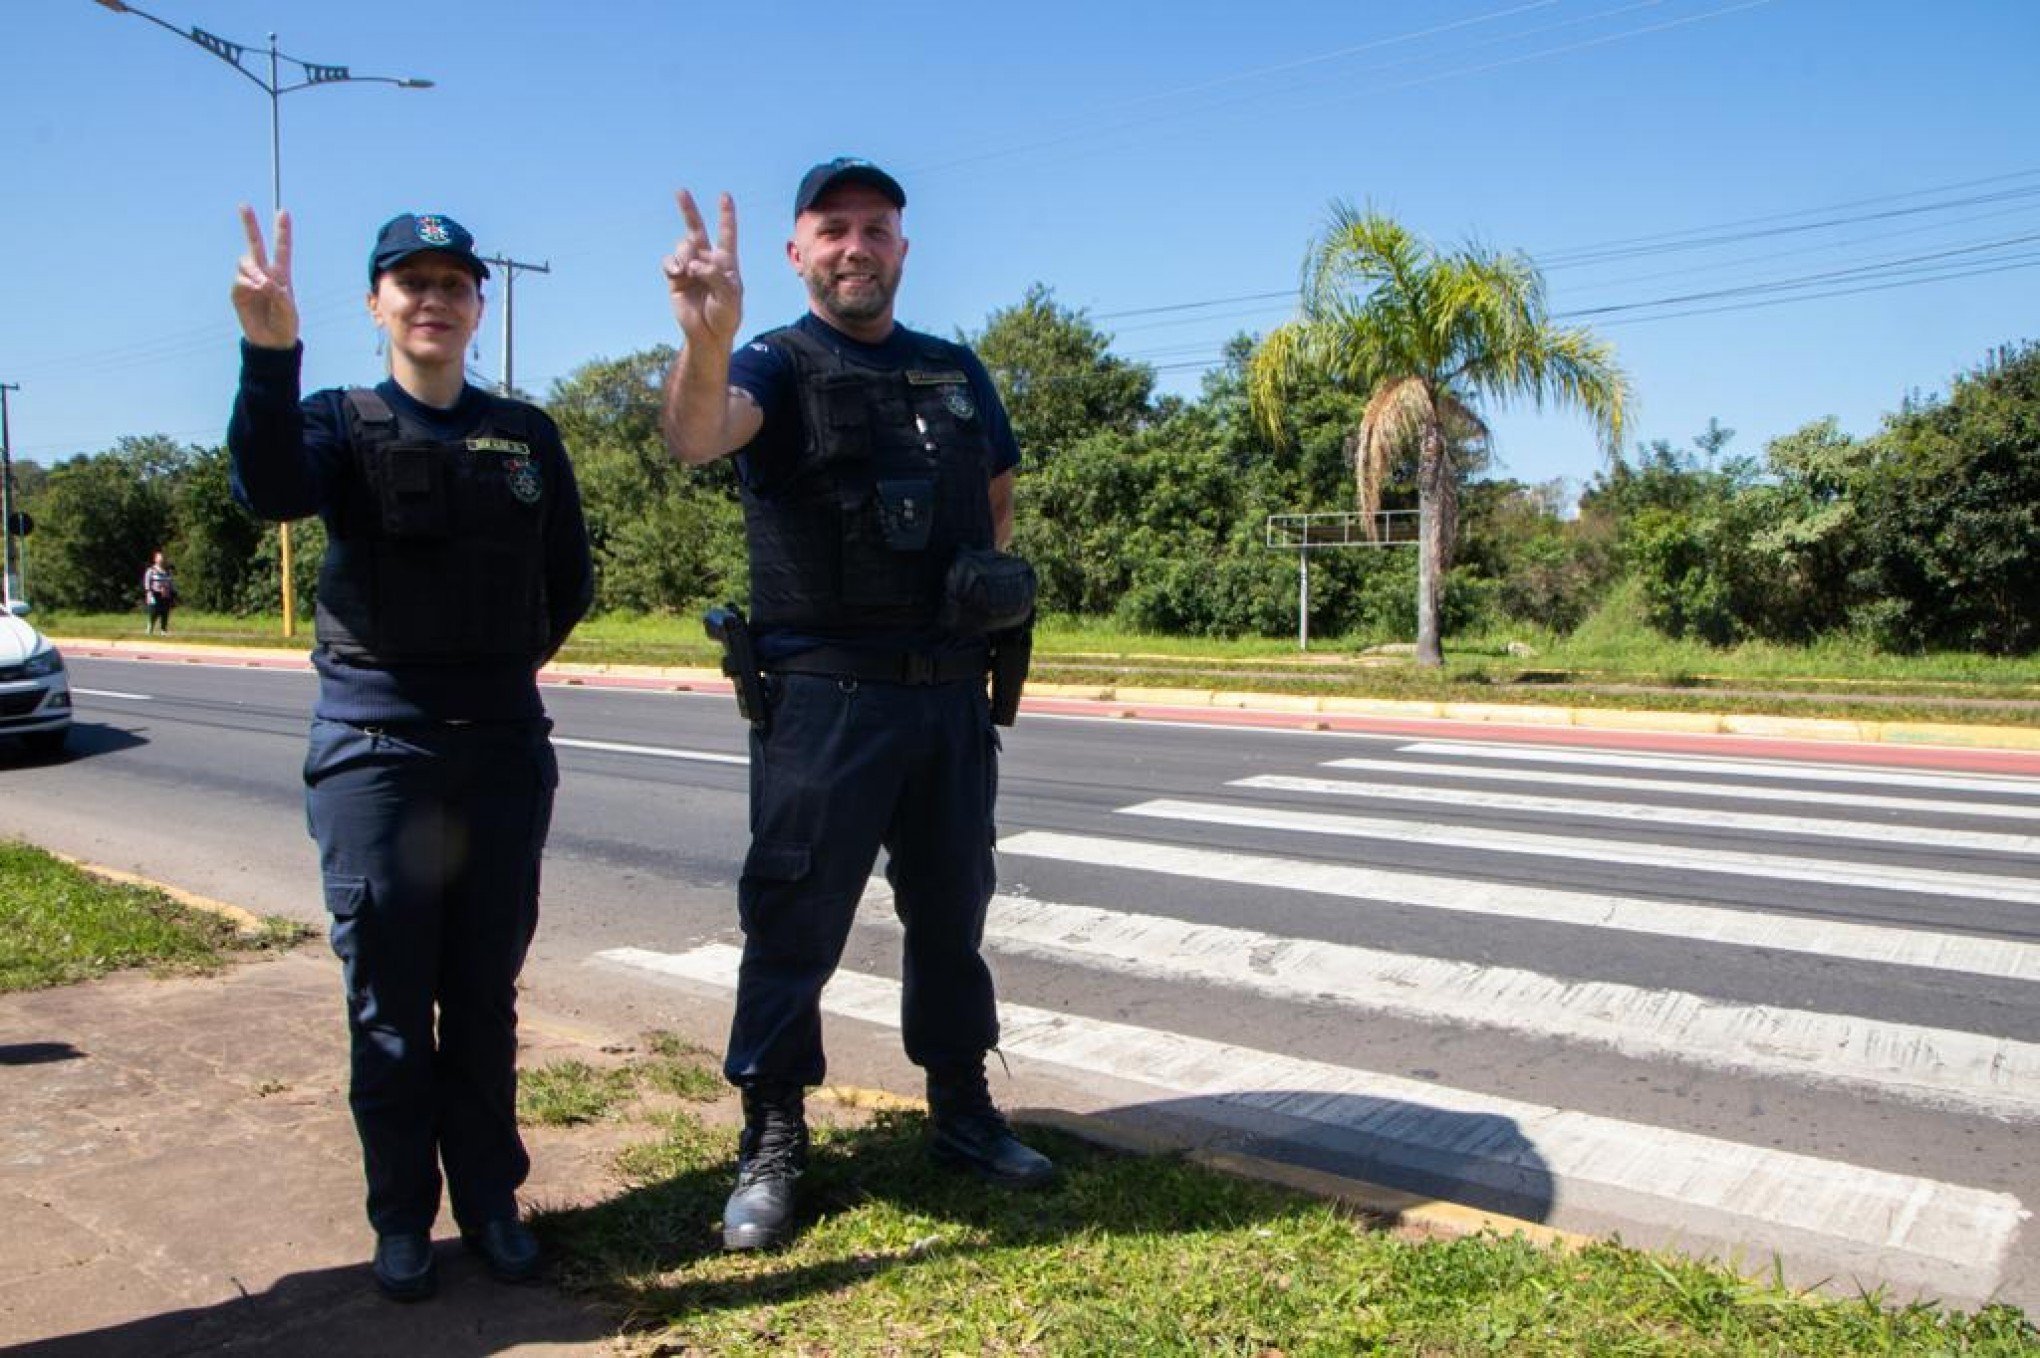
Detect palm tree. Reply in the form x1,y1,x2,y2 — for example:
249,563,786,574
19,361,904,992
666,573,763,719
1248,205,1630,667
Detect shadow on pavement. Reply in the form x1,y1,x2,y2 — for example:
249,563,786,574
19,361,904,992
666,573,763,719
4,1249,619,1357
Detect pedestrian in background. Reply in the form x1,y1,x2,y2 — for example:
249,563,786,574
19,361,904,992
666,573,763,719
661,157,1050,1253
226,205,593,1302
141,550,176,634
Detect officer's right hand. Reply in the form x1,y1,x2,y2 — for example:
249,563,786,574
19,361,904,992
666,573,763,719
664,190,743,348
231,205,300,350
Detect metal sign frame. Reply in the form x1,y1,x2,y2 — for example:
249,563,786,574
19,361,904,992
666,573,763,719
1264,510,1417,649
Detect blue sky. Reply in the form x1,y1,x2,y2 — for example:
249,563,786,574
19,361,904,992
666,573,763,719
5,0,2037,499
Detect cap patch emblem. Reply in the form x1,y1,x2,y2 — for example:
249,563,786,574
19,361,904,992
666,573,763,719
942,385,976,421
505,458,543,505
416,215,454,246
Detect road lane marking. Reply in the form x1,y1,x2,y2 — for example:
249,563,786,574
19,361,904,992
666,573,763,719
71,688,151,701
854,878,2038,1118
996,830,2040,982
1398,741,2040,798
1117,799,2040,905
1236,774,2040,855
594,942,2026,1287
1319,755,2040,822
552,736,747,765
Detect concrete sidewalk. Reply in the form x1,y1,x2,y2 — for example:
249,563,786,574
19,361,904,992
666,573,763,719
0,948,641,1356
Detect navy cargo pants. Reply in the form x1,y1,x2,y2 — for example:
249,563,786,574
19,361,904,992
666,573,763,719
304,717,557,1237
725,672,1000,1088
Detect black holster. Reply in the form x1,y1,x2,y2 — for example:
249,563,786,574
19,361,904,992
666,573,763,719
704,603,768,731
988,619,1033,727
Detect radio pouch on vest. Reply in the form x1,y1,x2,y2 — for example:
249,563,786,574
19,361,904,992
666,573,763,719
938,547,1037,637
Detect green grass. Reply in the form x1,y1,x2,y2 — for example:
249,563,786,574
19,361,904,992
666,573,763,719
0,841,304,992
537,1106,2039,1356
518,1031,727,1127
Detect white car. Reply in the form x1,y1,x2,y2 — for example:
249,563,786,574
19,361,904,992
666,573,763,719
0,605,71,757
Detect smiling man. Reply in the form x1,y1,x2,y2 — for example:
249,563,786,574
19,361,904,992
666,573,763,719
660,158,1048,1253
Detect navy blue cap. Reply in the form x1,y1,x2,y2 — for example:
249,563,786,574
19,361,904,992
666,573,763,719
369,212,490,283
793,158,906,217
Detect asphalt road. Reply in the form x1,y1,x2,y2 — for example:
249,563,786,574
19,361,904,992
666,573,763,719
6,653,2037,1311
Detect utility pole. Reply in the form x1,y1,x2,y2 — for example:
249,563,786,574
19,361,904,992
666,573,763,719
1,382,19,606
479,255,550,396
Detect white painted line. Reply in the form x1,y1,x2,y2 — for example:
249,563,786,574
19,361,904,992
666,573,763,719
1235,774,2040,856
1117,800,2040,906
1399,741,2040,798
888,886,2040,1118
1321,755,2040,822
70,688,152,701
552,736,747,765
997,830,2040,982
595,943,2026,1281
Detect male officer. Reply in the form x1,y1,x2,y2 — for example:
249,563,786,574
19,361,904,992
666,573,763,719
661,157,1051,1251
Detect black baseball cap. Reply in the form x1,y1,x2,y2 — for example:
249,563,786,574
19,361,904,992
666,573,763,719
369,212,491,283
793,157,906,217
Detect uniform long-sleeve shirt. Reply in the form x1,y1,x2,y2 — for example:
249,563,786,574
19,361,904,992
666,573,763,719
228,341,593,725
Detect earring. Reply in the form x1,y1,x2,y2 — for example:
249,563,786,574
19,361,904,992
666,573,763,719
374,332,385,358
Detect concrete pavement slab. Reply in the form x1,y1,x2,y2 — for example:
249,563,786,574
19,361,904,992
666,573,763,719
0,949,632,1355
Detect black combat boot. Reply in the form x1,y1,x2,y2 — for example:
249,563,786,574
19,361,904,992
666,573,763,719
926,1059,1056,1189
722,1082,808,1250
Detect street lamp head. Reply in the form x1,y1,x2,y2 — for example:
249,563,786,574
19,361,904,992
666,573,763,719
400,78,435,89
92,0,132,11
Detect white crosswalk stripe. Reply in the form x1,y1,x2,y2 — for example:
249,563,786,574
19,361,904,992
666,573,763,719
848,878,2040,1118
1233,774,2040,854
1119,798,2040,904
1319,754,2040,822
996,830,2040,981
1396,740,2040,798
594,942,2026,1300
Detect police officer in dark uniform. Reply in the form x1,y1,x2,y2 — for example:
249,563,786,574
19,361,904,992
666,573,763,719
661,159,1052,1251
227,206,592,1300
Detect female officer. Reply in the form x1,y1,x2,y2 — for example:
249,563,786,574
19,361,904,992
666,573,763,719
227,206,592,1302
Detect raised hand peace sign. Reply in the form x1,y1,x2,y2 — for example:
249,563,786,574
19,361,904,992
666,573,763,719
231,205,299,350
662,190,742,349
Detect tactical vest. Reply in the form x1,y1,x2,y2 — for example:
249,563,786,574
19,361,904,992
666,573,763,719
743,326,996,633
314,388,551,665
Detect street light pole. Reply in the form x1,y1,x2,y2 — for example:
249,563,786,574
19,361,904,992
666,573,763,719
1,383,19,607
91,1,433,637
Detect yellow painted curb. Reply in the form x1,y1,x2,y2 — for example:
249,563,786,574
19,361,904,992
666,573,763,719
1316,696,1450,719
52,855,269,934
1873,721,2040,751
1720,714,1873,742
1441,701,1574,726
1570,707,1725,734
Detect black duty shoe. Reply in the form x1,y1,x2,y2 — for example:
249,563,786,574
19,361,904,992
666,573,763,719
926,1061,1056,1189
371,1232,437,1302
723,1082,808,1251
462,1218,543,1283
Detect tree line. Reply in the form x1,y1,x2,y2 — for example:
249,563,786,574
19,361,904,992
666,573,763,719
11,217,2039,658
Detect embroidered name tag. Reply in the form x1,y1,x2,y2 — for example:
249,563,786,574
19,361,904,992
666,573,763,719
466,437,531,456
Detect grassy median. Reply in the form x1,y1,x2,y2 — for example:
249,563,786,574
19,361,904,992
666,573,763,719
0,841,303,992
520,1050,2040,1356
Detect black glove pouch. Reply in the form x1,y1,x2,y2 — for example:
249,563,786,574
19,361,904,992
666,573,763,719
939,547,1038,637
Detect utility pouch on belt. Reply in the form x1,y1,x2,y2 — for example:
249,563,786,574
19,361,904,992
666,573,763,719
704,603,768,731
989,619,1033,727
938,547,1037,637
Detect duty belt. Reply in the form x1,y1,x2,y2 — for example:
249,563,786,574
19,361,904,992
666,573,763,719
766,646,987,686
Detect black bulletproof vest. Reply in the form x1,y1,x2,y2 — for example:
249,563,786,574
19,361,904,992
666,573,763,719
743,326,996,633
314,388,551,665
